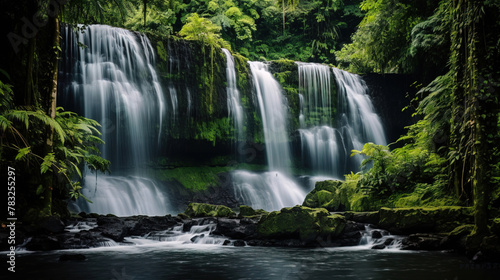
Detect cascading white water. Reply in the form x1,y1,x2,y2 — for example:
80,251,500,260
299,126,344,177
58,25,170,216
231,62,306,211
232,170,307,211
297,63,387,176
222,48,245,141
297,62,333,125
169,85,179,120
298,93,306,128
332,67,387,146
249,61,291,171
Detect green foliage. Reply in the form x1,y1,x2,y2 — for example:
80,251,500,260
336,0,440,73
60,0,365,64
352,143,447,198
1,79,109,205
41,153,56,174
179,13,227,49
156,41,168,61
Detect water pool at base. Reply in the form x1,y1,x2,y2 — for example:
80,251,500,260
10,245,498,280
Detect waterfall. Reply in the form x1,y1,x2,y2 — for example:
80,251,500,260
297,63,387,176
232,170,306,211
297,62,333,125
231,62,306,211
222,48,244,141
332,68,387,146
58,25,170,216
248,61,291,171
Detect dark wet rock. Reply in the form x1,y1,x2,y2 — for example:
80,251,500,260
440,224,474,252
384,238,395,246
492,218,500,236
213,218,258,239
330,221,365,247
190,234,205,243
182,218,217,232
38,216,65,234
471,251,485,263
223,240,231,246
59,254,86,261
233,240,246,247
25,235,61,251
371,230,383,239
371,244,386,250
342,221,365,233
59,229,107,249
97,216,129,242
246,239,306,247
401,233,445,251
127,215,179,236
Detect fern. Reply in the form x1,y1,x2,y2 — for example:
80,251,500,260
40,153,56,174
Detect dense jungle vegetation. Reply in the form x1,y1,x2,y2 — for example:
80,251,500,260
1,0,499,250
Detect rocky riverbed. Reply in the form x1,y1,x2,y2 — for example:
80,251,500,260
2,203,492,260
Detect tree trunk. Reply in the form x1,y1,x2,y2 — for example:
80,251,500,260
143,0,148,27
453,0,498,236
282,0,285,35
42,16,60,216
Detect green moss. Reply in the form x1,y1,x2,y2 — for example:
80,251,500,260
449,224,474,237
491,218,500,235
350,193,377,212
257,206,346,242
378,206,474,233
184,203,236,218
156,41,168,62
156,166,229,190
155,164,266,190
303,179,371,211
194,117,233,145
239,205,268,217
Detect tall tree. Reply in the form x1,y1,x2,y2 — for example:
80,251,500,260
449,0,500,237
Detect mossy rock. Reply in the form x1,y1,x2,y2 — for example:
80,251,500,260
449,224,475,237
257,205,346,242
184,203,236,218
378,206,474,234
350,193,375,212
480,235,500,259
302,180,359,211
491,218,500,235
238,205,268,218
344,211,380,225
442,224,474,252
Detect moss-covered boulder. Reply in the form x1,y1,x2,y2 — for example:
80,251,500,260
344,211,380,225
303,180,363,211
441,224,474,252
378,207,474,234
257,206,346,242
238,205,268,218
183,203,236,218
